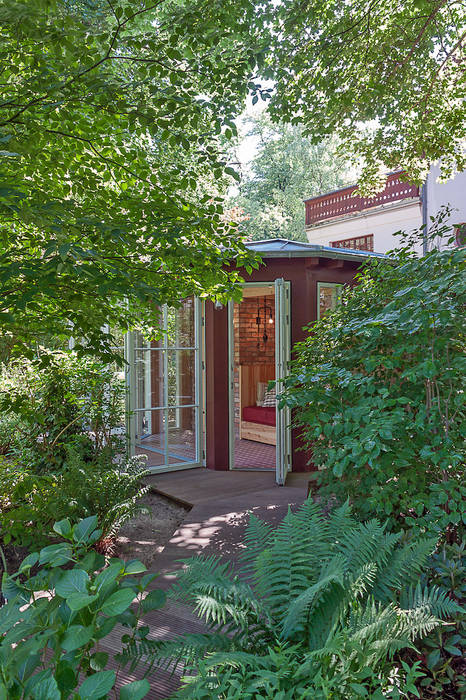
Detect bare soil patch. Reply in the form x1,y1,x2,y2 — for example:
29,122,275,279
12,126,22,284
114,490,189,569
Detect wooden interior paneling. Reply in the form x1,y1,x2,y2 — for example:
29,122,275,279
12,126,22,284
239,363,275,408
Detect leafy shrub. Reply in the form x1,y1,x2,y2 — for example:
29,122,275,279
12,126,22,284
124,500,461,698
0,515,166,700
0,454,148,551
282,217,465,541
0,349,126,473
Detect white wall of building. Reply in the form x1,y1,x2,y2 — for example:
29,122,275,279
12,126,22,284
305,166,466,254
426,165,466,240
305,200,422,254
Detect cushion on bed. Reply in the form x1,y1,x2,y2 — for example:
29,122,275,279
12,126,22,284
242,405,276,426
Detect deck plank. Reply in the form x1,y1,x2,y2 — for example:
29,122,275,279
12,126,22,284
111,468,309,697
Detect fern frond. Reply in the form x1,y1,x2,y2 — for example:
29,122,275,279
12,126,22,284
335,519,391,576
400,583,464,620
170,555,235,604
374,538,437,600
281,555,346,640
119,632,233,675
239,514,273,575
326,499,357,544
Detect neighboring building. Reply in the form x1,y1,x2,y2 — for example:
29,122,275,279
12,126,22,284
304,168,466,254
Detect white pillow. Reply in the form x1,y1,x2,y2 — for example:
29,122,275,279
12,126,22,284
262,389,276,407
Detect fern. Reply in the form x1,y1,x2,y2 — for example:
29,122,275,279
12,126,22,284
126,499,454,696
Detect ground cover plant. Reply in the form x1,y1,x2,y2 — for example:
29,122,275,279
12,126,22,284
0,349,148,557
0,515,166,699
123,500,460,698
0,350,126,471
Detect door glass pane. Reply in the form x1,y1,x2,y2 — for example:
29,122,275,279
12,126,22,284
167,350,195,406
167,407,196,464
166,298,195,347
135,349,164,410
134,409,166,467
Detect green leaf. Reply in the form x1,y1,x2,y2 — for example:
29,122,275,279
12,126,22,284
55,569,90,598
67,593,98,611
38,543,73,567
141,589,166,613
120,679,151,700
28,670,60,700
100,589,136,616
72,516,99,544
61,624,93,652
53,518,72,538
124,560,147,575
78,670,116,699
90,652,109,671
18,552,39,573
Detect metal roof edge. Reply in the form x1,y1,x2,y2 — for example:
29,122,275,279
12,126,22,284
245,238,389,262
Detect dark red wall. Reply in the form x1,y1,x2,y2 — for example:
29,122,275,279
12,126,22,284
205,255,363,472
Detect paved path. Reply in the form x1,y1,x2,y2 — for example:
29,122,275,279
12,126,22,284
105,469,309,698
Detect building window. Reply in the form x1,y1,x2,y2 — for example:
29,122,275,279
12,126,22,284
331,234,374,251
317,282,343,319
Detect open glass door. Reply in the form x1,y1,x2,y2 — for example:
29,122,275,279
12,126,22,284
126,297,203,472
275,278,291,485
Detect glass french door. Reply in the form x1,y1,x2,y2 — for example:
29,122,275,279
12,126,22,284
228,279,291,483
126,297,203,472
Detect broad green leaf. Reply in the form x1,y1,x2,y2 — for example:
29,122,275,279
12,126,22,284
124,560,147,575
100,589,136,616
72,516,99,544
141,589,166,613
61,625,93,652
120,679,151,700
67,593,99,611
78,670,116,699
53,518,72,538
55,569,90,598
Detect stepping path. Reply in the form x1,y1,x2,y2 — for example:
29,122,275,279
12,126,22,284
105,469,309,699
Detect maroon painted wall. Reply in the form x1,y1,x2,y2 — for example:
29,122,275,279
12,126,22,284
205,255,363,472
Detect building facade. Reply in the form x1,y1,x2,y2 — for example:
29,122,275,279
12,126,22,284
304,168,466,254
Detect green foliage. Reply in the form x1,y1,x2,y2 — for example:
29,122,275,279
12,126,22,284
123,500,460,697
230,114,351,241
282,216,466,540
0,349,126,472
0,454,148,550
269,0,466,190
0,0,262,359
0,515,164,699
410,542,466,699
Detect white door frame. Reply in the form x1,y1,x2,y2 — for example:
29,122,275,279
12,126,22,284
275,278,292,485
228,280,292,482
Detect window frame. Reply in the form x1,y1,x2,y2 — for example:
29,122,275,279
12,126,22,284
317,282,343,320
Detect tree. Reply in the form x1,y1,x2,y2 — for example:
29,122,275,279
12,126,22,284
230,114,352,241
268,0,466,192
0,0,264,359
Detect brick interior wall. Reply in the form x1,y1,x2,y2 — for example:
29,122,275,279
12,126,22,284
233,295,275,429
239,295,275,364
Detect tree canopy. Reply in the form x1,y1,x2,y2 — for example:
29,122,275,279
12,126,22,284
0,0,264,358
230,115,352,241
269,0,466,192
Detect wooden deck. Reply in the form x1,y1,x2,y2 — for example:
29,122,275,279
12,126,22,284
108,468,310,698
